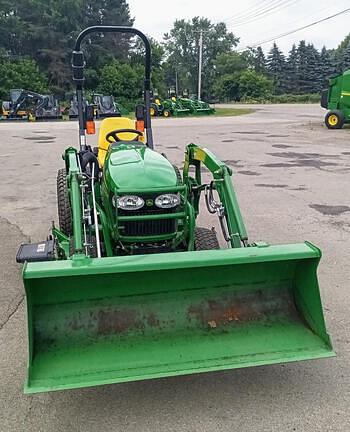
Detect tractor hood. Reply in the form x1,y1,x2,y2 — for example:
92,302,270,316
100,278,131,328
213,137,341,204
104,144,178,191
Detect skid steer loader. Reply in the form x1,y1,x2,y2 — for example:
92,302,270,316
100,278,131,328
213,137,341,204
2,89,62,121
17,26,334,394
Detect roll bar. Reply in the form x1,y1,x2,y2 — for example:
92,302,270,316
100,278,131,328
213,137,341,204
72,26,153,149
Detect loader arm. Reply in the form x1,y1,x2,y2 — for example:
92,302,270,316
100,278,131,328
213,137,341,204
184,143,248,248
65,147,84,255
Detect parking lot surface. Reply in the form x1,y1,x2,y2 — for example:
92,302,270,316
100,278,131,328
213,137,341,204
0,104,349,431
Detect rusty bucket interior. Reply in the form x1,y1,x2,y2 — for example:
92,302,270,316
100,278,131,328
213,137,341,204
23,243,334,393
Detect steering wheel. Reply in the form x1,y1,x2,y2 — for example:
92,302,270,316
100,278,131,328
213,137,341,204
106,129,143,143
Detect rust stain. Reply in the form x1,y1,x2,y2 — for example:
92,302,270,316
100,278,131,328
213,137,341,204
97,309,144,336
188,290,295,329
147,312,160,328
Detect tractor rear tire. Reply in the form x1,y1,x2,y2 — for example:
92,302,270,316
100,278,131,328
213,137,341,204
57,168,72,235
325,110,345,129
150,104,158,117
195,227,220,250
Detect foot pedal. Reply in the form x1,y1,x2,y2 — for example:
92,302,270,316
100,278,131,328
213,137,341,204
16,240,54,263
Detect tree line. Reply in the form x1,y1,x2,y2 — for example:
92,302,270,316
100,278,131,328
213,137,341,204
1,1,350,105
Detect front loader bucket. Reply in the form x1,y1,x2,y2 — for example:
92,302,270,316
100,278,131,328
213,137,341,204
23,242,334,393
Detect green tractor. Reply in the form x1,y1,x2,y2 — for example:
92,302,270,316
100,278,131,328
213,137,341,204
17,26,334,394
321,69,350,129
149,91,171,118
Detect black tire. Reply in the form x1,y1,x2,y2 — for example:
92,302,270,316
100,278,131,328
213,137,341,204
57,168,72,235
173,165,182,185
195,227,220,250
163,109,171,118
325,110,345,129
150,103,159,117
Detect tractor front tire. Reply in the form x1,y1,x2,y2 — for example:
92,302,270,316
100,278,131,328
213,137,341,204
163,109,171,118
57,168,72,235
173,165,183,185
195,227,220,250
325,110,345,129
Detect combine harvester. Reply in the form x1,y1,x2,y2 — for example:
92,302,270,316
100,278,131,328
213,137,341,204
17,26,334,394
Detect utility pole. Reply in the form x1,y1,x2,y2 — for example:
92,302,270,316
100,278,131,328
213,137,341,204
175,69,179,95
198,30,203,100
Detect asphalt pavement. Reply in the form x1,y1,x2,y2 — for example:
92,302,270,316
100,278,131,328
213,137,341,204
0,104,349,431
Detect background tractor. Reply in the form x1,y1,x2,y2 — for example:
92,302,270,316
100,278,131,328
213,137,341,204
321,69,350,129
16,26,334,394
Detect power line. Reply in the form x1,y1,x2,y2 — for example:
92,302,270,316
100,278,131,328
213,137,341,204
226,0,299,26
228,0,301,27
224,0,284,24
243,1,345,44
238,6,350,50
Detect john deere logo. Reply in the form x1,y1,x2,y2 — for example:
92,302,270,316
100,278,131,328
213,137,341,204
146,199,153,207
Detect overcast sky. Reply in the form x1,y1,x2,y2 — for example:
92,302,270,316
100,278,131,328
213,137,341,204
128,0,350,53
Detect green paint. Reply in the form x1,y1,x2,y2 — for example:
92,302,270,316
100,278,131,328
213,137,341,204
323,69,350,126
104,144,178,192
23,243,334,393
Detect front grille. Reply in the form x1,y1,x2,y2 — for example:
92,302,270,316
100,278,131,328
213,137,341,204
118,195,179,238
122,218,176,237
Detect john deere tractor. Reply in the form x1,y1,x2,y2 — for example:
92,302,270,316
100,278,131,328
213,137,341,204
17,26,333,394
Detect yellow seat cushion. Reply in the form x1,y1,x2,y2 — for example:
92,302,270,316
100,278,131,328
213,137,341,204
98,117,141,167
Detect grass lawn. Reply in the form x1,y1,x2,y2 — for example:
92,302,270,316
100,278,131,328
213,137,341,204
125,107,254,119
213,107,254,117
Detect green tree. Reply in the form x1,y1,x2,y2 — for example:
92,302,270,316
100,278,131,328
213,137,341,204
305,43,321,92
284,44,298,93
319,46,334,89
0,58,48,99
97,60,143,108
163,17,239,98
295,40,319,94
244,47,267,74
0,0,133,91
238,70,273,100
214,52,247,75
212,52,247,101
131,37,167,96
267,43,286,94
340,42,350,72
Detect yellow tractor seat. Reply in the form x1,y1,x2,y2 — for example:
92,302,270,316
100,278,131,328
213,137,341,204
97,117,144,167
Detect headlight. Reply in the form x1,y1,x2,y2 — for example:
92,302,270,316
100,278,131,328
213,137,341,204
155,193,180,209
114,195,145,210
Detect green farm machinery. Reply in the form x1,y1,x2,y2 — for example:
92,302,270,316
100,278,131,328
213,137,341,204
150,89,214,118
150,91,191,117
321,69,350,129
17,26,334,394
189,96,215,115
